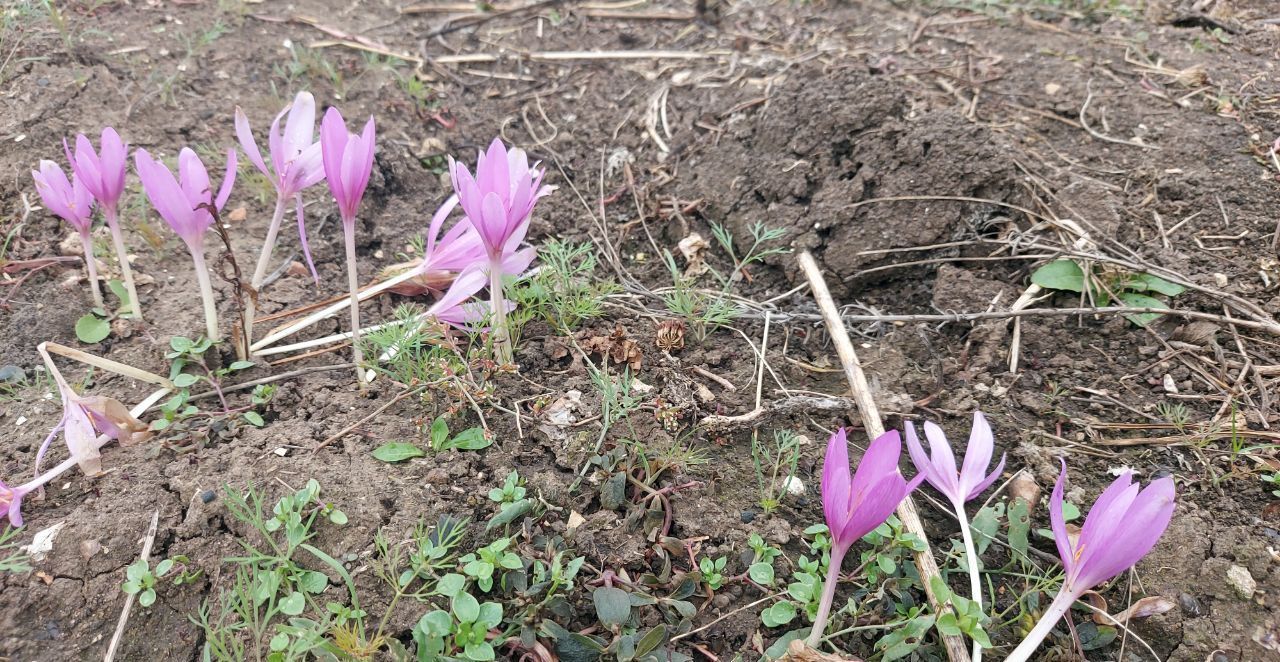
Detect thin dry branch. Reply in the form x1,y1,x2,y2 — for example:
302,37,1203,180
796,251,971,662
104,510,160,662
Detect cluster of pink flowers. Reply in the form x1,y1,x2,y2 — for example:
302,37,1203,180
18,94,550,525
811,413,1175,658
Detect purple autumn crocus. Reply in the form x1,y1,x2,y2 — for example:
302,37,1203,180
906,413,1006,661
237,92,326,350
1005,461,1175,662
448,138,552,365
32,160,102,308
65,127,143,320
0,477,33,528
320,106,376,384
134,147,237,342
808,428,924,648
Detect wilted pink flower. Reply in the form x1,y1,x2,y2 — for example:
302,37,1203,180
65,127,127,213
809,428,923,648
448,138,551,259
35,382,148,479
32,160,95,234
134,148,237,251
1006,462,1175,661
320,106,376,225
906,412,1006,506
0,478,32,528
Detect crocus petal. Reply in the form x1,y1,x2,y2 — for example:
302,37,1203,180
282,91,317,160
904,422,948,499
922,421,960,496
849,430,904,500
476,191,509,253
500,246,537,279
63,402,103,476
1072,475,1140,579
235,106,272,179
99,127,127,202
959,412,994,493
268,104,288,184
215,149,237,211
821,429,853,543
838,473,911,545
70,135,104,200
296,193,318,284
966,453,1007,501
352,116,376,201
135,150,197,243
292,142,326,190
1077,477,1176,589
429,265,488,316
178,148,212,205
426,194,460,256
1049,460,1073,575
320,106,348,193
480,138,511,201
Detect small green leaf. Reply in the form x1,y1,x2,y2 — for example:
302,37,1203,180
1031,259,1086,292
453,592,480,623
328,509,348,525
242,411,265,427
936,612,961,636
155,559,174,576
463,641,495,662
418,609,452,636
436,573,465,598
169,336,193,353
228,360,255,371
107,279,129,303
748,562,775,585
430,417,449,450
486,499,533,532
877,554,896,574
1008,497,1031,559
372,442,425,463
172,373,199,388
280,591,305,615
449,427,491,451
298,570,328,594
139,588,156,607
592,586,631,626
1118,291,1167,326
761,600,797,627
75,313,110,344
1127,273,1185,296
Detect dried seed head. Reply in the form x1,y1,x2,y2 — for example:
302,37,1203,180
655,320,686,352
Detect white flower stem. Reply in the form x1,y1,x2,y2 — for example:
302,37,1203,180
80,230,104,309
1005,588,1076,662
488,259,512,365
249,266,423,351
343,222,365,384
190,247,220,342
103,206,142,321
956,501,984,662
245,194,288,347
805,543,849,649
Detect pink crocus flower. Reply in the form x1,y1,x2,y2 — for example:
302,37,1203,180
808,428,924,648
65,127,143,319
320,106,376,384
134,147,237,341
447,138,552,364
0,478,33,527
1005,462,1175,662
32,160,103,308
237,92,327,286
905,413,1006,660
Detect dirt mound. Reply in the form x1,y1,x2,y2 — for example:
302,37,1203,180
678,67,1021,294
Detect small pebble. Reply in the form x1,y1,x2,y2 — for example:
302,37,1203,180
1177,592,1203,617
0,365,25,383
1226,564,1256,599
200,490,217,504
740,510,756,524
